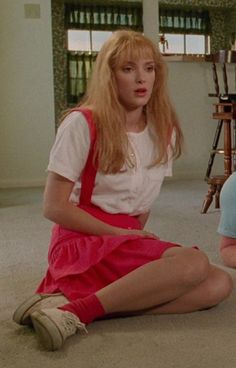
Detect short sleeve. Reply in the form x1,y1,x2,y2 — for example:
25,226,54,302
47,111,90,182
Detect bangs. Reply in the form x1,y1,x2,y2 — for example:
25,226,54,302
111,37,156,68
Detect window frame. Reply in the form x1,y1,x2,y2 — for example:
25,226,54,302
158,32,210,55
65,4,212,106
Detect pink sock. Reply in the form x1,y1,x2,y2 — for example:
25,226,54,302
59,294,105,324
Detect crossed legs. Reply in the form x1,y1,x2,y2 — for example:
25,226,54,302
96,247,233,316
13,247,233,351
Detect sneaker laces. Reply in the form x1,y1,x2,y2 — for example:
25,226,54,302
63,312,88,336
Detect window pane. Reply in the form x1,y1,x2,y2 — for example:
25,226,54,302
68,30,90,51
186,35,205,54
92,31,112,51
163,34,184,54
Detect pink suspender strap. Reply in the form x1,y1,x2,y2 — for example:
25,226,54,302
69,108,97,206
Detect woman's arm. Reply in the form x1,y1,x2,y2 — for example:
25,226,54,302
43,172,159,238
137,212,150,229
43,172,122,236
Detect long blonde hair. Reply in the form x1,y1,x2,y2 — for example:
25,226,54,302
78,29,183,174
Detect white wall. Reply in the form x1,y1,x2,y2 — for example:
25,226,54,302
168,61,235,179
0,1,234,187
0,0,55,188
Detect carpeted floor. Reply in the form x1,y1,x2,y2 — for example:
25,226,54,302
1,179,236,368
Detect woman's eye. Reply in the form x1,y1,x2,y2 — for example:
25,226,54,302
123,66,133,72
146,65,155,72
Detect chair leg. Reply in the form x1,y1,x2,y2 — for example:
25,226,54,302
215,184,221,208
204,120,223,180
201,184,216,214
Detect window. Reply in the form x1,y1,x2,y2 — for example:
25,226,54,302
67,30,113,104
159,7,211,56
65,4,211,105
186,34,209,54
159,33,210,55
65,2,142,105
68,30,113,52
68,30,90,52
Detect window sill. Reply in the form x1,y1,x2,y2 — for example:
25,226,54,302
162,54,209,62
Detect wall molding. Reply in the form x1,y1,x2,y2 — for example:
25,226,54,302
0,179,46,189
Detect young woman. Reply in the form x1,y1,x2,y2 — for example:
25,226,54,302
13,30,233,351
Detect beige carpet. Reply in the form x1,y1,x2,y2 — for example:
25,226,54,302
1,179,236,368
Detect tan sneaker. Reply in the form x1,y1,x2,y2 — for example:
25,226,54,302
31,308,88,351
13,293,68,326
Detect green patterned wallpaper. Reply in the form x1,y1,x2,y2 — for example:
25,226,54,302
51,0,67,125
160,0,236,8
159,0,236,52
51,0,236,125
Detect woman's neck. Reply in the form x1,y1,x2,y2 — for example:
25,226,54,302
125,108,146,133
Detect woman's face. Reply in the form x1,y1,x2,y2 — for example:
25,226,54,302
114,57,155,112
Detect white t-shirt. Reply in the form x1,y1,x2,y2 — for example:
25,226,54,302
47,111,173,216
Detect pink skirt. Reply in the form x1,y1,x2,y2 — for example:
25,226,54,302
37,205,180,301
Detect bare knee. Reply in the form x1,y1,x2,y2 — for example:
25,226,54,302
218,269,234,301
205,267,234,307
176,248,210,286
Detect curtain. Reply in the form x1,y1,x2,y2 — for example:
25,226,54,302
67,51,97,104
65,2,143,31
159,8,211,35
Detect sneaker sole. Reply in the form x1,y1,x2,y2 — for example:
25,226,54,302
12,293,63,326
31,310,63,351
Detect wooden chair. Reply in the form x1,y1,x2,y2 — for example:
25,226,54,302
205,50,236,179
201,102,236,213
201,50,236,214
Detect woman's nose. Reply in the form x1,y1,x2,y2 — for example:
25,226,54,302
136,69,145,83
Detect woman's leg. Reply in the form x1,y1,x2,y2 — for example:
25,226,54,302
144,264,233,315
95,247,233,316
30,247,233,351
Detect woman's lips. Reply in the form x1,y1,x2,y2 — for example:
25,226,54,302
134,88,147,96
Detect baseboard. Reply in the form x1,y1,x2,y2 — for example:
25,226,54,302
0,178,46,189
0,173,204,188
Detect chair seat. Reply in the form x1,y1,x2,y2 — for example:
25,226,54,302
206,175,227,185
213,102,236,120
